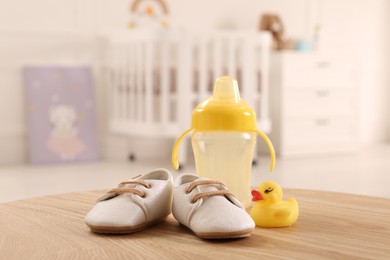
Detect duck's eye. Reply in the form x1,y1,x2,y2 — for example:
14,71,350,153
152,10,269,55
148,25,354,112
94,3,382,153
264,187,274,194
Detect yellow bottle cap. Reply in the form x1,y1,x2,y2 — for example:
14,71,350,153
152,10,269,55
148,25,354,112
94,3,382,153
172,76,275,172
192,76,256,131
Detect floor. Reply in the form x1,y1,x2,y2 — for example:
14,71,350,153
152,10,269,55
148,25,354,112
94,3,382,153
0,144,390,203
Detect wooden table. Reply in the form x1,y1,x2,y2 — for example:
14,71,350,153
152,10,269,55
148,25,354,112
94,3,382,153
1,189,389,259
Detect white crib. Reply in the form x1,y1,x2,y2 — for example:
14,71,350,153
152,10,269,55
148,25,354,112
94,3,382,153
105,29,272,163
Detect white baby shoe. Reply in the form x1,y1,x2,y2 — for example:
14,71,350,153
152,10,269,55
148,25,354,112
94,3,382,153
85,168,173,234
172,174,255,239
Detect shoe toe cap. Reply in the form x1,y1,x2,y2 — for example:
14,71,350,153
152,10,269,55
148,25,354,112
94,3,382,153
190,198,255,234
85,196,145,228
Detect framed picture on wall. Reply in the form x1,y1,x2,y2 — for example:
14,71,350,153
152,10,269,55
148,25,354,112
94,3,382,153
23,66,99,164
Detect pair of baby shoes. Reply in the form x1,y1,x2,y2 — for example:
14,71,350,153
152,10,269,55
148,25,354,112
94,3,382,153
85,169,255,239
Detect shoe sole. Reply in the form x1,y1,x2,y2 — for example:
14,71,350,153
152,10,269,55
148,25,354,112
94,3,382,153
86,215,168,234
179,223,254,239
195,228,254,239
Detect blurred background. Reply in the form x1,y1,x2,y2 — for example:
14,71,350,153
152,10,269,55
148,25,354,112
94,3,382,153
0,0,389,202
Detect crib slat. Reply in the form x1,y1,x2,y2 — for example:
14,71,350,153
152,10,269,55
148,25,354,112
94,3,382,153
177,31,193,165
107,44,115,120
128,43,136,121
227,38,236,77
240,35,255,108
197,37,208,100
257,33,272,132
160,40,169,124
120,44,128,120
136,42,144,121
144,41,153,124
112,45,121,120
212,36,222,80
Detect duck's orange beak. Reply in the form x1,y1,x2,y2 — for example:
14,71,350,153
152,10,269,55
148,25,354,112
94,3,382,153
251,190,263,201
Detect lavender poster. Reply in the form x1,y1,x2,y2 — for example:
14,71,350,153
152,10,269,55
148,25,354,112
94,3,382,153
23,66,99,164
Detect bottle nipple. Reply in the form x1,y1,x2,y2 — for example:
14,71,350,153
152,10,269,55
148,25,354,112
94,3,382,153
212,76,240,103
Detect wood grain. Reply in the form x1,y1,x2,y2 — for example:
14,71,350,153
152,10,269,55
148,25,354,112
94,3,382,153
0,189,389,259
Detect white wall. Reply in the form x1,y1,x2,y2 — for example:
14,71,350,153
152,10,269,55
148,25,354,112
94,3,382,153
94,0,310,36
386,3,390,141
0,0,388,164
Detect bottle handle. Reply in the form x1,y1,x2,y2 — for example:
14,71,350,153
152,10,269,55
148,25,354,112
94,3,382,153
254,128,276,172
171,128,193,170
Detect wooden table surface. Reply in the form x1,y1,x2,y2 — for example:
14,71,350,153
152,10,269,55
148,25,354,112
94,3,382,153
1,189,390,259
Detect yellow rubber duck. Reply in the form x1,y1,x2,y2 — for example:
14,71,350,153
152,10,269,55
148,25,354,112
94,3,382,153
250,181,299,227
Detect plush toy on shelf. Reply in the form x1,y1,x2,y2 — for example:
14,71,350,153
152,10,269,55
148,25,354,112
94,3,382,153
259,13,295,50
250,181,299,227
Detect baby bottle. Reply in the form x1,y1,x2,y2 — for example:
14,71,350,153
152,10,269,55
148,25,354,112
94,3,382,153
172,76,275,207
